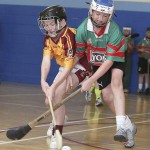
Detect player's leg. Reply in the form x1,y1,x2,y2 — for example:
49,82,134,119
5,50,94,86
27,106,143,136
145,73,149,94
101,84,115,113
95,66,115,112
138,74,144,93
49,72,79,149
111,65,137,147
138,57,147,94
49,65,88,149
111,68,127,141
94,81,103,106
85,82,95,102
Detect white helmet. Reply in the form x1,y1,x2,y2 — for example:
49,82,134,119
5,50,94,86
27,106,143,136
89,0,114,27
90,0,114,15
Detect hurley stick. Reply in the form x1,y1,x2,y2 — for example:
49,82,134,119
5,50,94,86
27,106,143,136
6,88,81,140
48,96,62,149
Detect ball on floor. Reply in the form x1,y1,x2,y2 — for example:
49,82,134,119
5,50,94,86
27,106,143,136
62,146,71,150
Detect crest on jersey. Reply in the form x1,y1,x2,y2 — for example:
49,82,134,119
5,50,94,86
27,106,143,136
67,49,73,57
90,50,106,65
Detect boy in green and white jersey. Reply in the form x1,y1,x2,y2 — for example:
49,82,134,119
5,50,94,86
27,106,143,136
137,27,150,94
122,27,135,93
74,0,137,148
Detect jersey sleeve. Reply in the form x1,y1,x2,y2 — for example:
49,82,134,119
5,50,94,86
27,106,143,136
106,25,126,62
43,36,53,59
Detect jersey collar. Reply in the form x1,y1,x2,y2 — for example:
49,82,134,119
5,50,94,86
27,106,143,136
87,18,110,35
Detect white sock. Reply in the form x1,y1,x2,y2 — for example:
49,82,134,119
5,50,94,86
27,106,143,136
138,84,142,90
145,83,149,89
116,115,126,130
124,115,133,131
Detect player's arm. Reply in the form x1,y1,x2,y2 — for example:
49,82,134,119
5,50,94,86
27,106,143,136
128,39,134,51
73,55,80,66
41,55,51,93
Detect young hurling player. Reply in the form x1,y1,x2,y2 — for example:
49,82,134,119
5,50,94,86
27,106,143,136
38,5,91,150
74,0,137,148
137,27,150,95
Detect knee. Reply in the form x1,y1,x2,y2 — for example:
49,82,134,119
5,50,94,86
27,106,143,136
45,97,49,106
102,94,113,105
111,78,123,90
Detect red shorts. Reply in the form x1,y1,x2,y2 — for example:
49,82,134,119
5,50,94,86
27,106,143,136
75,69,89,83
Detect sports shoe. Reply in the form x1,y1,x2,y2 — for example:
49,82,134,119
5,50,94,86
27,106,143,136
62,146,72,150
124,123,137,148
95,97,103,107
49,135,57,149
145,88,149,95
124,89,128,93
137,89,142,94
85,91,92,102
47,123,54,137
114,128,128,142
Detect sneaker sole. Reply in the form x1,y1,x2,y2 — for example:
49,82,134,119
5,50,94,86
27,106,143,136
114,135,128,142
124,143,135,148
95,103,103,107
124,124,137,148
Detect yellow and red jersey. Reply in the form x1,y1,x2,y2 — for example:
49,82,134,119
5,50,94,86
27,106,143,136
43,27,76,68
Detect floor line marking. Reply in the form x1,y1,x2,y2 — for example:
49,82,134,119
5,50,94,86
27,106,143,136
0,119,149,145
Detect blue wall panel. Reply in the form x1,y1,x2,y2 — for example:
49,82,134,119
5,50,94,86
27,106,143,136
0,4,150,93
0,5,58,84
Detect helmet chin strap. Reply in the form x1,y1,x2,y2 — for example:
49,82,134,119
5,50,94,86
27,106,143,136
90,17,106,28
48,23,67,38
56,24,67,34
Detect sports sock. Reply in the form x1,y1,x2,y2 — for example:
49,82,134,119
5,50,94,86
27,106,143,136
124,115,133,131
138,83,142,90
95,88,101,100
52,125,63,135
116,115,126,130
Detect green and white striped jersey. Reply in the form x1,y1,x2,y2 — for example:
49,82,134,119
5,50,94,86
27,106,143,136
137,38,150,60
75,18,127,66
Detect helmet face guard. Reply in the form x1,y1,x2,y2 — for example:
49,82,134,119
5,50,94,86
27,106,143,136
37,5,67,37
38,16,60,37
89,0,114,27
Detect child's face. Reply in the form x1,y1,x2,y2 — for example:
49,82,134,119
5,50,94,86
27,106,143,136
43,19,58,34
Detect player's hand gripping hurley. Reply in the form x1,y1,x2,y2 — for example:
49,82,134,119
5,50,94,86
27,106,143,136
48,96,62,149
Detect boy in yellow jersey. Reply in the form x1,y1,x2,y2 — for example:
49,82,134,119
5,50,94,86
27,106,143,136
38,5,91,150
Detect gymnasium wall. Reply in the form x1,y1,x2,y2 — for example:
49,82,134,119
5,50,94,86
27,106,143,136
0,0,150,93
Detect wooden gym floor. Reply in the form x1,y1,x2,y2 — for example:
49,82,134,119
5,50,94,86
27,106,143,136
0,82,150,150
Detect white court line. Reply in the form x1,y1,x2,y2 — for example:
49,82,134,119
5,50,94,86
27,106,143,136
1,112,149,132
0,102,46,109
0,119,150,145
0,93,43,97
36,112,150,127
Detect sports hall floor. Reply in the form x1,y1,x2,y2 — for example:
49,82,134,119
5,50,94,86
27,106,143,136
0,82,150,150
